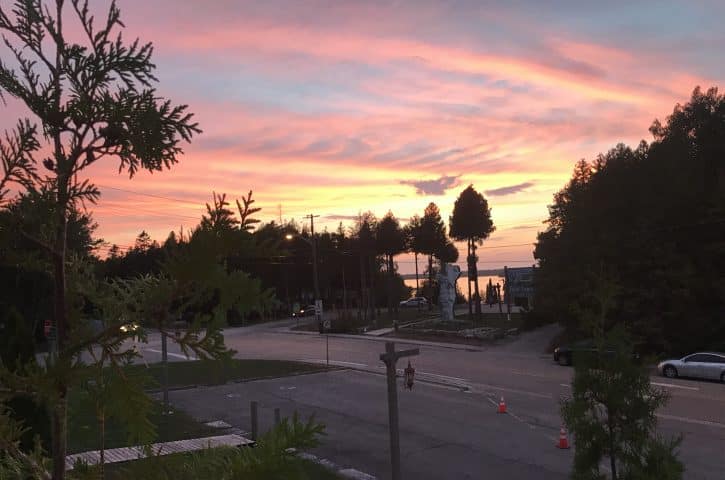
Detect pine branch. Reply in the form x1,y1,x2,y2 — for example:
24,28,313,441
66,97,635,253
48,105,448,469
0,119,40,201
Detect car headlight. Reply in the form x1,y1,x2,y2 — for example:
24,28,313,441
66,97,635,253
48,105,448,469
120,325,128,332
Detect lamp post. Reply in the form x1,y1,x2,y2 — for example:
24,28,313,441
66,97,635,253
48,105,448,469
286,213,323,333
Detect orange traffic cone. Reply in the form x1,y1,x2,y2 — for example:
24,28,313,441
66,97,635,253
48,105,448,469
497,396,507,414
557,426,570,449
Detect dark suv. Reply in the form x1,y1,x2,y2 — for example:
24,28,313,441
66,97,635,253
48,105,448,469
292,305,316,318
554,340,641,366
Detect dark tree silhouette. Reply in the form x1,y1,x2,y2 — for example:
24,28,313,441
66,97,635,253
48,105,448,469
450,185,495,318
417,203,449,309
403,215,423,294
534,87,725,354
376,211,406,319
0,1,200,476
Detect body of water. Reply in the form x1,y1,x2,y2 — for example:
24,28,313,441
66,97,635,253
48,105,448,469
404,275,505,301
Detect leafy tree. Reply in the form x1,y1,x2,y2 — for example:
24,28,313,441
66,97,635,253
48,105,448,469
561,270,683,480
353,212,377,322
403,215,423,295
416,203,449,309
534,87,725,354
375,211,406,320
450,186,495,318
562,330,682,480
0,1,202,477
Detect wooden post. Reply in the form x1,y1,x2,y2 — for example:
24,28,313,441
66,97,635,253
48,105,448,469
380,342,420,480
250,401,258,440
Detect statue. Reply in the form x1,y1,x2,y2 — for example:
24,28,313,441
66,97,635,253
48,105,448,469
437,263,461,321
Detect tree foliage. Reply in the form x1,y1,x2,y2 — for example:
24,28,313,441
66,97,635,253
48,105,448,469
0,1,203,477
562,329,682,480
110,413,326,480
449,185,495,244
534,87,725,354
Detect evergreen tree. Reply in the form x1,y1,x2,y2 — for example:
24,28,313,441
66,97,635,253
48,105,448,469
418,203,450,309
450,186,495,318
403,215,423,295
375,211,406,320
0,1,202,477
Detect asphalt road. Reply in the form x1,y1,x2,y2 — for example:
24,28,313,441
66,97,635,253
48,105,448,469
140,321,725,479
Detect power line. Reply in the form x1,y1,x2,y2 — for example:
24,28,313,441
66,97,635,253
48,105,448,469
95,184,205,206
96,204,200,221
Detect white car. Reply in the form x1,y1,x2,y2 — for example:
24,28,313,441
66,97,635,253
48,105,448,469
658,352,725,382
399,297,428,308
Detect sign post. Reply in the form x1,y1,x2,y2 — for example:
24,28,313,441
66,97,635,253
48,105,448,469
380,342,419,480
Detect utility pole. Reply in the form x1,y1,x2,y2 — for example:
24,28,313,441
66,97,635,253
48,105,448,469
306,214,322,333
380,342,419,480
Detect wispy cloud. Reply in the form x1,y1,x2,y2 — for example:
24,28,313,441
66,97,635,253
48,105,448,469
485,182,535,197
324,214,359,221
400,175,462,195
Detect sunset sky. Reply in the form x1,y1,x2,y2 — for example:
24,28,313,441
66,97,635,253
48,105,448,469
3,1,724,271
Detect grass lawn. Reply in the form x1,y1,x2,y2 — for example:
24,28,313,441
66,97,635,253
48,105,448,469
100,448,343,479
128,358,329,389
292,308,434,333
68,359,329,454
68,394,220,454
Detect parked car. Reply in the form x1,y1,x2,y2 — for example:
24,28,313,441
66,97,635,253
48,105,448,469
119,321,140,333
553,340,640,366
553,340,593,366
292,305,317,317
658,352,725,382
399,297,428,308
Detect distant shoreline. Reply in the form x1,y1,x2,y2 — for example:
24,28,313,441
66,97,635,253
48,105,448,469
400,269,504,280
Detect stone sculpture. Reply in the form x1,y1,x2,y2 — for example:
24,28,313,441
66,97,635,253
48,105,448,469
437,263,461,321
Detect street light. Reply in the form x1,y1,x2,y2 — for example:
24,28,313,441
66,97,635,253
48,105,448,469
285,224,322,333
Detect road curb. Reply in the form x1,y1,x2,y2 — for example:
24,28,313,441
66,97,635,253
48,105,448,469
145,366,343,394
277,328,486,352
295,451,377,479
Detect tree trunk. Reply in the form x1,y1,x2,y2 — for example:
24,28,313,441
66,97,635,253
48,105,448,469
369,254,377,323
390,255,399,321
467,239,472,319
52,4,69,476
414,252,419,294
609,417,618,480
472,243,481,319
99,406,105,480
427,254,434,311
51,191,69,480
359,253,367,321
386,254,393,316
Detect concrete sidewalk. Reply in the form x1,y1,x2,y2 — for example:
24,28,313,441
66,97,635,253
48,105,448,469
65,434,252,470
278,327,485,352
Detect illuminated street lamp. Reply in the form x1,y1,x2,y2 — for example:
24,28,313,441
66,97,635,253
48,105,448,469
285,217,322,333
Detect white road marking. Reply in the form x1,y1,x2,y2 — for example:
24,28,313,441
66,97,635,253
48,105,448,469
656,413,725,429
305,359,368,368
473,383,553,399
417,371,469,383
422,382,466,392
145,348,197,360
509,369,547,379
560,384,571,388
651,382,699,391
